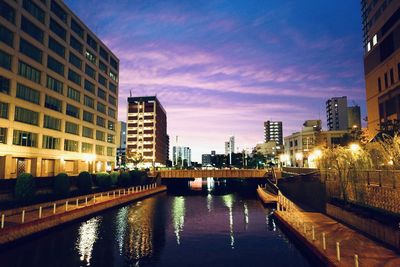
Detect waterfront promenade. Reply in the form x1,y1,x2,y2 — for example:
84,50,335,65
275,193,400,266
0,184,166,246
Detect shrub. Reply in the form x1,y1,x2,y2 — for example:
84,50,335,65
110,172,119,185
97,172,112,190
15,173,36,204
77,171,93,194
118,172,130,187
129,170,147,185
53,172,70,197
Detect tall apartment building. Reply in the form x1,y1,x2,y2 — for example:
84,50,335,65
224,136,235,155
0,0,119,178
326,96,348,131
116,121,126,167
172,146,191,167
126,96,168,168
264,120,283,145
347,105,362,129
362,0,400,136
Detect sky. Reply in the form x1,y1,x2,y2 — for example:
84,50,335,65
65,0,365,162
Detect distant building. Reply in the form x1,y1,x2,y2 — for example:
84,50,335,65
255,141,283,164
347,106,362,129
201,154,212,166
224,136,235,155
127,96,168,168
326,96,348,131
116,121,127,167
264,121,283,145
173,146,191,167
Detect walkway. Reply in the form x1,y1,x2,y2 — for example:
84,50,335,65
275,193,400,266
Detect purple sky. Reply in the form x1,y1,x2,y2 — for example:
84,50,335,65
65,0,365,161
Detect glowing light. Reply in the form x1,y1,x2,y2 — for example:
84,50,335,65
349,143,360,153
172,196,185,245
279,154,289,162
76,217,101,266
295,152,303,161
83,154,95,162
222,194,235,249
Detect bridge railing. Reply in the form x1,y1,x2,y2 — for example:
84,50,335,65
157,169,268,178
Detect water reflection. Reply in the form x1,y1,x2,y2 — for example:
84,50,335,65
172,196,185,245
222,194,235,249
76,216,101,266
115,206,129,254
243,202,249,229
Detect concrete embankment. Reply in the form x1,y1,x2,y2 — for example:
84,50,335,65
0,185,166,246
256,186,277,205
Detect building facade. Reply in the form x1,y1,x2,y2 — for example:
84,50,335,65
0,0,119,178
264,120,283,145
224,136,235,155
347,105,362,129
126,96,168,168
362,0,400,136
326,96,348,131
172,146,191,167
116,121,126,168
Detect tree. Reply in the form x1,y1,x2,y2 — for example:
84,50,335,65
15,173,36,204
53,173,70,197
126,149,143,168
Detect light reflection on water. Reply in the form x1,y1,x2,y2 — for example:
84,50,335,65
172,196,185,245
76,216,101,266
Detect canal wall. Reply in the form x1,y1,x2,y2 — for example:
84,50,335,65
0,186,166,246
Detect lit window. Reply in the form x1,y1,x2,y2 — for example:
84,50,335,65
367,42,371,52
372,34,377,46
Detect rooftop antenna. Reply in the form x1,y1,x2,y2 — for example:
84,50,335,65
129,90,132,97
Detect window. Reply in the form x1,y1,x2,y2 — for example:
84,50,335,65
86,34,97,51
390,68,394,85
378,77,382,92
0,128,7,144
16,83,40,104
48,37,65,58
85,64,96,79
66,104,80,118
97,102,106,114
69,52,82,69
18,61,41,83
99,47,108,61
98,88,106,100
67,87,80,102
47,56,64,76
110,57,118,70
84,95,94,108
70,36,83,54
68,69,81,85
0,25,14,47
0,49,12,70
46,75,63,94
108,108,116,119
384,73,388,89
98,74,107,87
45,95,62,112
21,16,44,43
107,134,115,144
64,139,78,152
23,0,45,23
96,130,105,141
96,145,104,155
97,116,105,127
0,102,8,119
71,18,84,38
83,110,93,123
0,1,15,23
367,42,371,52
84,79,95,94
43,135,60,149
107,147,114,157
85,50,96,64
82,142,93,153
50,0,67,23
386,98,396,116
13,130,37,147
372,34,378,46
65,121,79,135
43,115,61,131
82,127,93,138
99,61,107,73
109,83,117,94
109,71,118,82
50,18,66,40
108,121,115,131
19,38,42,63
0,76,10,94
109,95,116,106
14,107,39,125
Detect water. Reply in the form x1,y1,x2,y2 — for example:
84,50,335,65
0,180,313,267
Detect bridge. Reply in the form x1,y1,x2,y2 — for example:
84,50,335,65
157,169,269,179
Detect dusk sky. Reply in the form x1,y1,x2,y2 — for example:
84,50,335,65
65,0,365,161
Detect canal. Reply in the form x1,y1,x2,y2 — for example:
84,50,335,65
0,179,313,267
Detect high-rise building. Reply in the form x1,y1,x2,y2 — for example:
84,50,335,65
326,96,348,131
116,121,126,167
264,121,283,145
224,136,235,155
127,96,168,168
347,106,362,129
0,0,119,178
172,146,191,167
361,0,400,136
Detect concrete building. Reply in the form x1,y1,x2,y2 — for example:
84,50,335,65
326,96,348,131
255,140,283,164
0,0,119,178
264,121,283,145
126,96,168,168
201,154,212,166
116,121,126,168
362,0,400,136
224,136,235,155
172,146,191,167
347,105,362,129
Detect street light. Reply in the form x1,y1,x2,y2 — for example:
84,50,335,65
349,143,360,153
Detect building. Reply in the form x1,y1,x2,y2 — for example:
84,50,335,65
362,0,400,136
116,121,126,168
347,105,362,129
255,140,283,164
201,154,212,166
264,121,283,145
172,146,191,167
126,96,168,168
326,96,348,131
224,136,235,155
0,0,119,178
